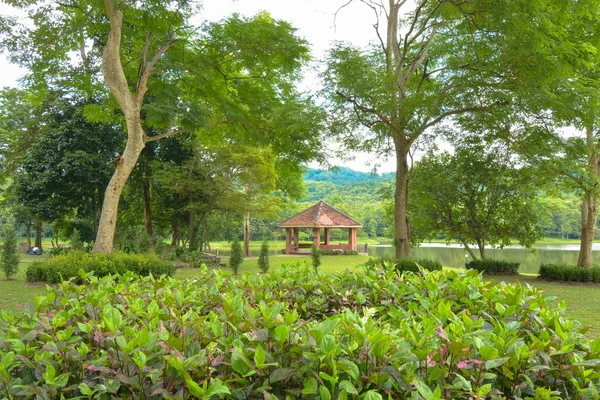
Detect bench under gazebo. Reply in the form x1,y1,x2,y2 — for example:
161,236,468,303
278,201,362,255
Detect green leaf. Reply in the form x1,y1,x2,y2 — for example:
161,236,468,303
269,367,296,383
319,385,332,400
204,380,230,397
186,379,204,398
254,345,266,368
415,378,433,400
43,362,56,382
302,377,318,394
479,346,499,361
102,305,123,332
339,380,358,395
485,357,509,370
363,390,383,400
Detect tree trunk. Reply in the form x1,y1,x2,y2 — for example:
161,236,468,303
477,242,486,259
394,138,411,258
188,209,197,250
243,212,251,257
171,221,180,246
577,123,599,267
26,222,31,249
35,220,42,249
142,173,153,238
578,194,597,267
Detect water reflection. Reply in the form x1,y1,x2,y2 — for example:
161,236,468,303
367,244,599,274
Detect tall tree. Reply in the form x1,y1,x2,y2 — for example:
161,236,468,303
1,2,318,253
322,0,505,257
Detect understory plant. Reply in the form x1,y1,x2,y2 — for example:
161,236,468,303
2,265,599,398
229,237,243,274
311,242,321,273
540,263,600,282
258,238,269,273
1,227,19,280
468,259,520,275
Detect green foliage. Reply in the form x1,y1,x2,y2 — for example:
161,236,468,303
1,267,599,398
468,259,520,275
409,144,543,256
25,252,173,284
229,238,243,275
70,228,83,252
539,264,600,283
311,243,321,273
1,227,19,280
365,257,442,274
154,239,165,258
319,249,358,256
258,238,270,273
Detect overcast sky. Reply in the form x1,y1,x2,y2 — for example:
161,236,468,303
0,0,398,173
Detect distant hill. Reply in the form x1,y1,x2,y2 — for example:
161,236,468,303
303,167,395,185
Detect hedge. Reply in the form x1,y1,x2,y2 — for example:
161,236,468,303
539,263,600,283
467,258,520,275
318,249,358,256
365,256,443,273
1,265,598,398
26,251,174,283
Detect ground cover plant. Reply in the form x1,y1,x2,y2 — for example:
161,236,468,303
25,251,173,284
1,264,599,398
467,259,520,275
539,263,600,283
365,256,442,273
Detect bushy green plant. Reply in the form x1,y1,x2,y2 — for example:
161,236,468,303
258,238,269,273
468,258,520,275
26,252,174,283
365,256,442,273
70,228,83,251
48,245,67,257
154,238,165,257
135,231,152,253
311,242,321,273
1,266,599,398
1,227,19,280
539,263,600,282
229,237,243,274
318,249,358,256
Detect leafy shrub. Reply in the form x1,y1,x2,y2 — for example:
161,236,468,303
25,251,174,283
1,227,19,279
48,245,67,257
70,228,83,251
2,266,599,398
258,238,269,273
311,243,321,273
365,256,442,273
468,258,520,275
319,249,358,256
539,263,600,282
229,237,243,274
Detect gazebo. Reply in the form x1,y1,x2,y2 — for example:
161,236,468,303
278,201,362,255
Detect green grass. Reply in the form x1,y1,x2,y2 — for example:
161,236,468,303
0,254,49,313
3,253,600,338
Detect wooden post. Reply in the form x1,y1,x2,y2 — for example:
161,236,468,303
293,228,299,249
324,228,330,245
313,227,321,249
348,228,357,251
285,228,292,254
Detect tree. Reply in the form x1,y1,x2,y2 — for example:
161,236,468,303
70,228,83,252
322,0,506,257
229,237,243,275
310,243,321,274
409,144,543,259
258,238,270,273
1,227,19,280
1,2,317,253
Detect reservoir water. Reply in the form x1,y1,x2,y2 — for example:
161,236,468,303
367,243,600,274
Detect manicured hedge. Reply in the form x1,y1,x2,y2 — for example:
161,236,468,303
539,263,600,283
365,256,443,273
26,251,174,283
1,265,599,398
318,249,358,256
467,258,520,275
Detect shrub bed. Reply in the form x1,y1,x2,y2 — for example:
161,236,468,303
539,263,600,282
3,265,597,398
365,256,443,273
467,258,520,275
26,251,174,283
318,249,358,256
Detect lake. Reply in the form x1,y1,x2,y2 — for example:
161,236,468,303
367,243,600,274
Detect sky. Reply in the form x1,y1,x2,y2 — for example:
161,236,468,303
0,0,398,173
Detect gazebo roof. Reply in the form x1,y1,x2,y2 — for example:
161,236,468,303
278,201,362,228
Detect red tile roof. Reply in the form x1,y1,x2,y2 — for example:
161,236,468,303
278,201,362,228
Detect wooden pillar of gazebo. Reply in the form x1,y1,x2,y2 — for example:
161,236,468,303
348,228,357,251
293,228,299,250
324,228,330,245
285,228,292,254
313,227,321,249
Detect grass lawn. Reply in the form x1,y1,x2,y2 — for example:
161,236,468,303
3,253,600,338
